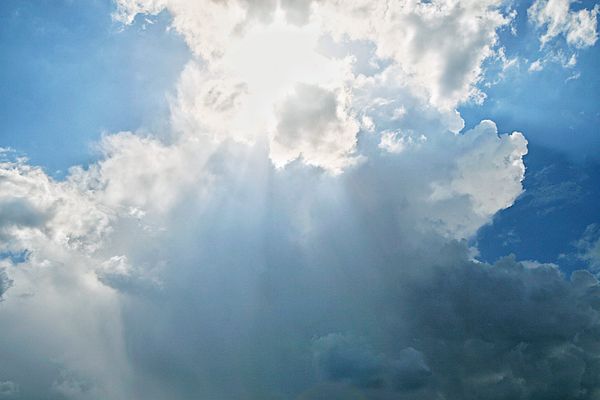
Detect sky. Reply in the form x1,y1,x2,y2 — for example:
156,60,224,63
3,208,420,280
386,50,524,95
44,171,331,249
0,0,599,399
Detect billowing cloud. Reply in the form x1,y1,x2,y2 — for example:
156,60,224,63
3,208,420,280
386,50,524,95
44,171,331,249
115,0,514,173
270,83,360,172
1,1,598,399
315,0,512,108
313,334,431,392
0,158,111,253
309,256,600,399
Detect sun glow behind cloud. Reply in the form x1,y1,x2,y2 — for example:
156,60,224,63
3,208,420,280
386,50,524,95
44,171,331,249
212,10,354,147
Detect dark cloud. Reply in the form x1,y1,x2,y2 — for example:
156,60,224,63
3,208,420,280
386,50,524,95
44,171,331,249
94,154,600,399
0,268,11,299
0,199,48,229
313,335,431,392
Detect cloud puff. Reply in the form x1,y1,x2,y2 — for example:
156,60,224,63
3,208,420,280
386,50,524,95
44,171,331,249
529,0,600,49
315,0,511,108
270,83,360,173
429,120,527,233
0,159,111,253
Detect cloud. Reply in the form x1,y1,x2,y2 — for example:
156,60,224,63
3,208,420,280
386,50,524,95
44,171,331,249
394,256,600,400
315,0,512,108
305,253,600,399
529,0,600,49
0,267,12,300
313,334,431,392
575,224,600,270
2,1,599,399
115,0,515,172
378,130,422,154
270,83,360,173
429,120,527,226
0,381,18,398
529,59,544,72
0,114,531,399
0,158,111,253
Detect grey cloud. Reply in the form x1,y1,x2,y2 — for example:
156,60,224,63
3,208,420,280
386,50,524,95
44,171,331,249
0,381,18,398
0,269,12,300
0,139,597,399
0,199,48,229
304,246,600,399
275,84,339,147
393,256,600,400
85,150,600,399
313,335,431,392
271,83,359,171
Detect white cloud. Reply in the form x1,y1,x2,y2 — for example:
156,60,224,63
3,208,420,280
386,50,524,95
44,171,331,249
270,83,360,173
315,0,512,108
529,59,544,72
378,130,426,154
7,1,591,398
529,0,600,49
0,159,111,253
430,120,527,219
115,0,515,173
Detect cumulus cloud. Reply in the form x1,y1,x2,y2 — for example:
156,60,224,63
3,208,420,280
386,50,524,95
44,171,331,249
0,159,111,253
270,83,360,172
315,0,512,108
429,120,527,230
2,1,598,399
307,254,600,399
529,0,600,49
115,0,514,173
0,116,535,399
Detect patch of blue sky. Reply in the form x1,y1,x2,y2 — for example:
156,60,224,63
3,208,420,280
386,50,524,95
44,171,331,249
0,0,190,177
462,0,600,162
464,0,600,271
474,146,600,273
0,250,29,265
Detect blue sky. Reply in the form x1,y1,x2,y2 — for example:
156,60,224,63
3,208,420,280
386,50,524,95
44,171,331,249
1,1,600,399
0,0,189,173
459,0,600,268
